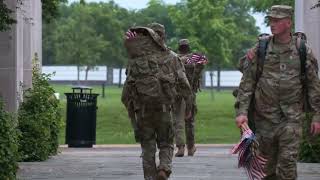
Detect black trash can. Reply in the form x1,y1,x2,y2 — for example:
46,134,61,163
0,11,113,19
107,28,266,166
65,86,99,147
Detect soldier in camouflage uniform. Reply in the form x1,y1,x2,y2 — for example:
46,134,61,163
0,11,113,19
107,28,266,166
174,39,206,157
122,23,191,180
235,5,320,180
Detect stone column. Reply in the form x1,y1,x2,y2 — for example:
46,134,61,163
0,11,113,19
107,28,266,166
304,0,320,64
295,0,304,32
23,0,42,88
23,0,32,89
0,0,42,112
295,0,320,66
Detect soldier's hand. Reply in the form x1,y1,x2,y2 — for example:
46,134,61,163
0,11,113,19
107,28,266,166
235,114,248,128
310,122,320,136
246,48,255,60
125,30,137,40
185,111,192,121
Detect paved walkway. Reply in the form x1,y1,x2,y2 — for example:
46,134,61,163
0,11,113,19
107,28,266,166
18,145,320,180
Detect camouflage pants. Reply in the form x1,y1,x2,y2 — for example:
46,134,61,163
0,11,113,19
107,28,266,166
173,99,186,147
255,115,302,180
137,105,174,180
173,98,197,148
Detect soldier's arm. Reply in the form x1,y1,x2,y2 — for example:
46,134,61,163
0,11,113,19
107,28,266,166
236,48,258,116
306,47,320,123
195,64,205,77
175,56,193,109
121,80,130,108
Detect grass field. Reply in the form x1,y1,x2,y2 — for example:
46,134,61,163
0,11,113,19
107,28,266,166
53,84,240,144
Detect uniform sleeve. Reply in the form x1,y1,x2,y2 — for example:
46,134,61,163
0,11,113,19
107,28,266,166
305,46,320,122
236,48,258,116
194,64,204,79
175,56,193,110
121,80,130,109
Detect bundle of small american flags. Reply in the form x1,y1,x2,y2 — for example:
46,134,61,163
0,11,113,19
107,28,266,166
231,124,267,180
186,53,208,64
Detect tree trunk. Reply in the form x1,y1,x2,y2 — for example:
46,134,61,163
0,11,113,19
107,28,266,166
210,71,214,100
201,70,206,88
217,64,221,92
105,65,108,85
107,66,113,85
118,67,122,88
85,66,90,81
77,65,80,85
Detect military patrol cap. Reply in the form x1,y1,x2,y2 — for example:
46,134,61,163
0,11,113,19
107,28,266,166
178,39,190,46
147,22,165,35
129,26,166,50
266,5,293,19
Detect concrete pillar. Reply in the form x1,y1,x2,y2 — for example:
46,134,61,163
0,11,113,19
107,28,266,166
23,0,32,89
296,0,320,67
23,0,42,88
303,0,320,65
30,0,42,62
0,0,42,112
295,0,304,32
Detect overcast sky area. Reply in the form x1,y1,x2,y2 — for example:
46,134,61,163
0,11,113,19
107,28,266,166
68,0,271,34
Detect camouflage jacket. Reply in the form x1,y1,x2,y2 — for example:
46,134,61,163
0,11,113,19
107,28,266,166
236,35,320,123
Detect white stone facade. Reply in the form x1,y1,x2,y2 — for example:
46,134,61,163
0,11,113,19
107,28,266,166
295,0,320,67
0,0,42,112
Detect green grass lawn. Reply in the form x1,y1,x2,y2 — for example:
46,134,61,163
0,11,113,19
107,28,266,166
53,84,240,144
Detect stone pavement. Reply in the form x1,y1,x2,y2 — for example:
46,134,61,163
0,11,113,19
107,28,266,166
18,145,320,180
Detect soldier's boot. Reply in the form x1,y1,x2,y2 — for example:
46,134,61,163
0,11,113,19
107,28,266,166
175,145,185,157
187,145,196,156
156,170,168,180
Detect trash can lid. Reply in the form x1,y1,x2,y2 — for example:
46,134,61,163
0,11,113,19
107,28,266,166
71,86,93,94
72,86,92,90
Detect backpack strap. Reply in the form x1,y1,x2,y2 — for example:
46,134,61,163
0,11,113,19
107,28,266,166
294,32,307,81
294,32,309,112
256,33,271,82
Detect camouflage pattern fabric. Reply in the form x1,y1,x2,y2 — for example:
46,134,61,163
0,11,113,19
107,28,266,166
173,99,186,147
122,25,191,179
236,35,320,179
266,5,293,19
137,106,174,179
173,52,204,148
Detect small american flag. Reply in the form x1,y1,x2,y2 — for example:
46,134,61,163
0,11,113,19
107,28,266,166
186,53,208,65
231,126,267,180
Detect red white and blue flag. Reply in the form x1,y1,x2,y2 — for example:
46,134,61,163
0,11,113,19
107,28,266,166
231,125,268,180
186,53,208,65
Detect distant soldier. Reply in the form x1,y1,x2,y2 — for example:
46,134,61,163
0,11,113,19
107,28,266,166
174,39,207,157
122,23,191,180
235,5,320,179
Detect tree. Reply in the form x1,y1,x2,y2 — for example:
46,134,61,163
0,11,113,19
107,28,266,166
251,0,320,12
88,2,127,67
0,0,67,32
225,0,259,67
43,0,259,72
42,0,68,22
53,3,108,82
311,0,320,9
169,0,237,90
249,0,293,13
0,0,16,31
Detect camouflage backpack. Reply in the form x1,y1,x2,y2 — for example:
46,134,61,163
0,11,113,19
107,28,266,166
124,27,178,107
